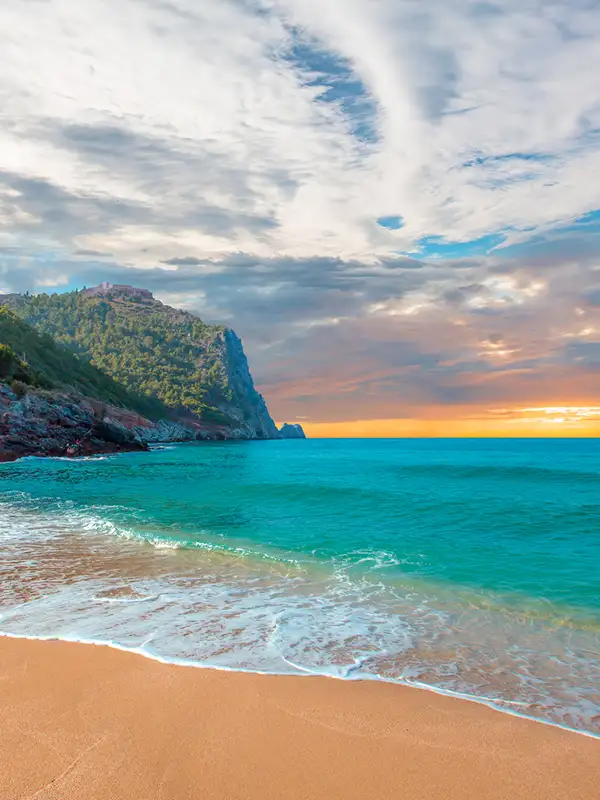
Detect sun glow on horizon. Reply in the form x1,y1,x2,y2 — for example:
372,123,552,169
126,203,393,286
294,407,600,438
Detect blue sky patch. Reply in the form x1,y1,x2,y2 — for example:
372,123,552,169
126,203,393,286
575,208,600,226
283,34,379,145
377,215,404,230
405,232,507,259
463,152,551,168
493,209,600,260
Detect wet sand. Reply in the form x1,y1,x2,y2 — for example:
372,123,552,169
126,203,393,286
1,637,599,800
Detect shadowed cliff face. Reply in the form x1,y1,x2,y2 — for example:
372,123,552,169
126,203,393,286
222,330,279,439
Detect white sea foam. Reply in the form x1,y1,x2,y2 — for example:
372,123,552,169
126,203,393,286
148,539,182,550
93,594,165,604
1,496,600,738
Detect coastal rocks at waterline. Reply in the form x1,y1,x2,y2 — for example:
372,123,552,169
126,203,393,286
279,423,307,439
0,384,147,462
133,419,197,444
0,381,286,462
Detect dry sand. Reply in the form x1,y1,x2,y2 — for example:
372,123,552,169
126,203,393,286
1,637,599,800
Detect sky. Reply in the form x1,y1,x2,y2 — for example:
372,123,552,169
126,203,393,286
1,0,600,436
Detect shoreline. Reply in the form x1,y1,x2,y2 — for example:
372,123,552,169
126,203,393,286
0,441,147,463
0,379,285,464
0,432,284,463
2,630,598,742
2,637,599,800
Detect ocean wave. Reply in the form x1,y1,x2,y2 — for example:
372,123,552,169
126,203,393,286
3,441,600,739
1,513,599,738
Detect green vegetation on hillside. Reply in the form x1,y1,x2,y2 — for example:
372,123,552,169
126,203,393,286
1,289,234,423
0,337,42,395
0,305,161,414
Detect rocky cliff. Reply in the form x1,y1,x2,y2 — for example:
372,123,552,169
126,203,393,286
0,383,147,461
221,330,279,439
0,380,271,462
0,285,280,441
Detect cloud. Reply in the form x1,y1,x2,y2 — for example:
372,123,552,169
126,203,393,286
1,0,600,261
1,0,600,422
74,249,113,257
161,257,204,267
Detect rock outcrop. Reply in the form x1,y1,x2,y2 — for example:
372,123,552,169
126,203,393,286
279,423,307,439
81,282,155,302
0,384,148,462
0,378,287,461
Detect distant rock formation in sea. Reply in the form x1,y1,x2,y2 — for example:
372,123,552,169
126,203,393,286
279,423,307,439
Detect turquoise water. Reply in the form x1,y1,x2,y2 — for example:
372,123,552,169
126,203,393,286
1,439,599,734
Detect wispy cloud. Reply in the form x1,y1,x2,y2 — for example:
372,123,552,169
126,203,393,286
2,0,600,259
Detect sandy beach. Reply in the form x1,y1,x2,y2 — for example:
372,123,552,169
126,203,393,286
1,637,598,800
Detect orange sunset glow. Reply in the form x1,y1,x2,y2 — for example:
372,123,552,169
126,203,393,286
295,407,600,438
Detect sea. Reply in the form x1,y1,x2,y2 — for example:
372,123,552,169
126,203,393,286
1,438,599,736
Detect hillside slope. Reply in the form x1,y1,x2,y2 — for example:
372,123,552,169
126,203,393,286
0,306,160,415
0,284,278,439
0,308,155,460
